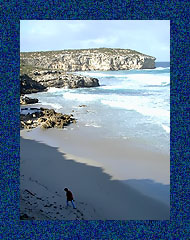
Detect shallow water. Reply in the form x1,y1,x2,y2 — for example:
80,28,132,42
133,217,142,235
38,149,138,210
26,63,170,154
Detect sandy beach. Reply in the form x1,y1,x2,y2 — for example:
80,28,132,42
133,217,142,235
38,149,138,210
20,117,170,220
20,21,170,221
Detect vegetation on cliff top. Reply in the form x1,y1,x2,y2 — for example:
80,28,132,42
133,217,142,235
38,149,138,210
20,64,65,75
20,48,154,58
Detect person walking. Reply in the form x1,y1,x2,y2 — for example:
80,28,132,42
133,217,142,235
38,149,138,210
64,188,76,209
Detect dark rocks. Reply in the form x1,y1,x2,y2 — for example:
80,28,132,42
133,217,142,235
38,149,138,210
20,95,39,105
20,70,99,93
20,107,76,130
39,108,76,129
20,213,35,220
83,77,99,87
79,105,87,107
20,74,47,94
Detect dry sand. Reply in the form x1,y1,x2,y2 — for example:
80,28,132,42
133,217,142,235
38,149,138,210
20,125,170,220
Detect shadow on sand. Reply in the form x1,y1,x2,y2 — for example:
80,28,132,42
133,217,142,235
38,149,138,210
20,137,170,220
122,179,170,206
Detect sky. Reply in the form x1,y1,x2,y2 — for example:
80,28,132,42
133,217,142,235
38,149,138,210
20,20,170,61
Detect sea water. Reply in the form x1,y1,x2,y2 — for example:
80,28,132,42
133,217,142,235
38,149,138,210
26,62,170,153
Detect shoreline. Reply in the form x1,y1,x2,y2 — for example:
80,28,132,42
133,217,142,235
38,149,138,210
21,119,170,184
20,102,170,220
21,98,170,155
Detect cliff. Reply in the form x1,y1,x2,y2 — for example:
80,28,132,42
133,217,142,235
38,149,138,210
20,48,156,72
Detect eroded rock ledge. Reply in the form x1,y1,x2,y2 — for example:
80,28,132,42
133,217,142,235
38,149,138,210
20,107,76,130
20,70,99,94
20,95,39,105
29,69,99,89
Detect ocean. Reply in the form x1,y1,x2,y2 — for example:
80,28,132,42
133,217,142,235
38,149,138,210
26,62,170,154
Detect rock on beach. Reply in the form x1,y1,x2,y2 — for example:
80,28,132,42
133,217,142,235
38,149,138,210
20,107,76,130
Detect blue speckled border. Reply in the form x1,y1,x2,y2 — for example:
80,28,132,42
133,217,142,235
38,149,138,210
1,0,189,239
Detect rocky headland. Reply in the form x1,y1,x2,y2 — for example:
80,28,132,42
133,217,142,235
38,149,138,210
20,48,156,131
21,48,156,72
20,48,156,94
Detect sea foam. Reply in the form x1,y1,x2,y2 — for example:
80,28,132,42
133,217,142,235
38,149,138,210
40,101,63,110
101,95,170,119
161,124,170,134
63,92,103,102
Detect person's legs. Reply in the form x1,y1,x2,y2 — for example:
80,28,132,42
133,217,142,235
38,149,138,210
71,200,76,209
66,200,70,207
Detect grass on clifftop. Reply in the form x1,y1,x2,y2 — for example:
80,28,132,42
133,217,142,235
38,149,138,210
20,64,64,75
20,64,44,75
20,47,148,57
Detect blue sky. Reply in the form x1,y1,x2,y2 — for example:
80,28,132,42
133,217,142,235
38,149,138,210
20,20,170,61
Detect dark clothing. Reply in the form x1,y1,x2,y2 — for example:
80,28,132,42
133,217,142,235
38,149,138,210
66,190,74,201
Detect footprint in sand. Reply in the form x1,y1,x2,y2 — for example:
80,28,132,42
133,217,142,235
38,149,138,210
44,204,53,207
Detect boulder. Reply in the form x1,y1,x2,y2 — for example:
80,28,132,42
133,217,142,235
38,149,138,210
20,96,39,105
79,105,87,107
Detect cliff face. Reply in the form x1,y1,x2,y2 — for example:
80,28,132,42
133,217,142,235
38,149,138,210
20,48,156,72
